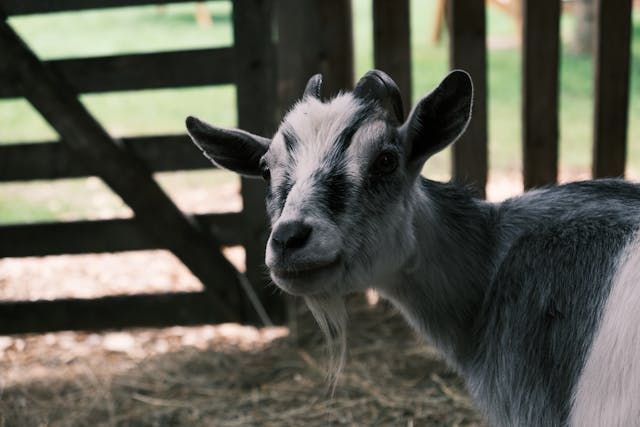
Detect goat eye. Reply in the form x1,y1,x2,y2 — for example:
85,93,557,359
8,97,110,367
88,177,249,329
261,167,271,181
371,151,398,175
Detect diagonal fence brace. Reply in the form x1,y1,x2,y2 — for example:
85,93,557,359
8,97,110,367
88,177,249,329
0,19,245,323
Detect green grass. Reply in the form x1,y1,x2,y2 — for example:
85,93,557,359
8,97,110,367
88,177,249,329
0,196,66,223
1,0,640,222
8,2,233,59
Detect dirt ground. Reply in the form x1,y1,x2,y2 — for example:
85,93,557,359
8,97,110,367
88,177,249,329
0,297,485,426
1,170,593,426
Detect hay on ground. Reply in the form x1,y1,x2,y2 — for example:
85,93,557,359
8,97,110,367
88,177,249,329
0,298,485,426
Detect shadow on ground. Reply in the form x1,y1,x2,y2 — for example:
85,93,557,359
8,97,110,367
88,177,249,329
0,298,485,426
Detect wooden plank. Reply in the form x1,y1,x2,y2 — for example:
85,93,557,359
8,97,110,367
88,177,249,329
0,213,244,257
592,0,632,178
0,292,242,335
233,0,285,323
0,142,84,181
276,0,353,108
0,135,216,181
122,134,215,172
0,21,243,322
2,0,206,16
373,0,412,115
448,0,488,197
276,0,321,109
276,0,322,109
0,48,235,98
318,0,353,95
522,0,560,188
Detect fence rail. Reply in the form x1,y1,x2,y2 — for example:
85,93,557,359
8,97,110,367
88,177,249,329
0,135,213,181
0,212,244,257
2,0,210,15
0,48,235,98
0,291,233,334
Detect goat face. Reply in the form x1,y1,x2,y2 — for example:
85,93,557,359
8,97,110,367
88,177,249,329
186,70,473,296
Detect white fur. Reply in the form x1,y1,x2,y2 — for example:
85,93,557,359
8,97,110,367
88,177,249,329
269,93,387,230
285,94,362,181
264,93,406,298
268,94,363,223
265,94,370,281
570,232,640,426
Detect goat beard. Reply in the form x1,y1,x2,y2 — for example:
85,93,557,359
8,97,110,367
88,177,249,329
304,294,347,395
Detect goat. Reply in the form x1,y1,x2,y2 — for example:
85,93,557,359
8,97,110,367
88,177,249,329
186,70,640,426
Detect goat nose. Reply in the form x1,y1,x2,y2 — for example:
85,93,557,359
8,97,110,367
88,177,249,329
272,220,312,251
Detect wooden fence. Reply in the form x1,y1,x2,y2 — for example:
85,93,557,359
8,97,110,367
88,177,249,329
0,0,634,334
0,0,280,333
369,0,632,193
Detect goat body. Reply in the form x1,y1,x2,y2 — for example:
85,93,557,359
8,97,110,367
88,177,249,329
388,178,640,426
186,70,640,426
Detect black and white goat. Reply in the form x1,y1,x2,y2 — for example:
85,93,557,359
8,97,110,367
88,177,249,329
186,70,640,426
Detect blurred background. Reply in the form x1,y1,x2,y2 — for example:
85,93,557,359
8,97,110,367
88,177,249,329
0,0,638,425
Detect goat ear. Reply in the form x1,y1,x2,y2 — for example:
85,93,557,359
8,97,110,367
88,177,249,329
186,116,270,177
400,70,473,168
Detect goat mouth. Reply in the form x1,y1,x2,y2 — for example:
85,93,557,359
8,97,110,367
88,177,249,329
271,258,341,281
271,258,340,295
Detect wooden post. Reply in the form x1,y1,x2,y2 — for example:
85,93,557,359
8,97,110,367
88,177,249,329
233,0,285,323
318,0,354,96
0,20,243,322
522,0,560,189
276,0,323,109
276,0,353,108
592,0,632,178
448,0,488,197
373,0,412,115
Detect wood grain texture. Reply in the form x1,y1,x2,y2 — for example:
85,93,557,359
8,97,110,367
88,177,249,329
0,213,244,257
0,292,243,335
0,135,215,181
276,0,353,109
0,20,242,321
522,0,560,189
448,0,488,197
0,48,235,98
233,0,284,323
373,0,412,116
317,0,353,96
592,0,632,178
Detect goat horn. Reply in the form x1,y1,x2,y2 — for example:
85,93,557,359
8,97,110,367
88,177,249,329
353,69,404,123
303,74,323,100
